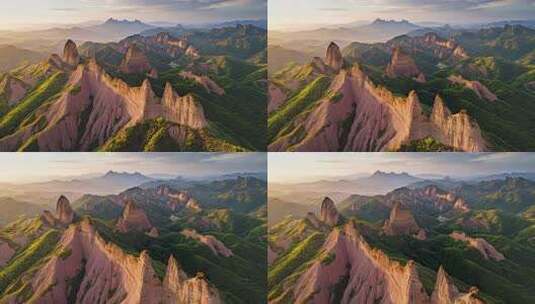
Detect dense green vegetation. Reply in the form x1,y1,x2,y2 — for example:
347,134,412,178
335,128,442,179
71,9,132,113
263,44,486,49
268,76,330,142
0,72,66,138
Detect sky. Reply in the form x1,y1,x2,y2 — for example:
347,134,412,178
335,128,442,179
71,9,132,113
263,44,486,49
0,0,266,30
0,153,266,183
269,0,535,30
269,153,535,183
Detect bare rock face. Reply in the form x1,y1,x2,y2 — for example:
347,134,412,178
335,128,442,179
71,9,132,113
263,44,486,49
0,240,15,267
0,75,29,106
421,33,469,61
185,198,202,212
286,222,430,304
23,219,222,304
450,231,505,261
386,47,421,79
320,197,340,226
56,195,75,225
185,46,200,58
116,200,153,233
383,201,425,239
147,227,160,238
273,222,484,304
63,39,80,67
269,61,487,152
1,59,209,151
430,96,487,152
325,42,344,72
120,44,152,74
181,229,233,257
179,71,225,96
431,266,485,304
268,82,287,114
448,75,497,101
160,82,208,129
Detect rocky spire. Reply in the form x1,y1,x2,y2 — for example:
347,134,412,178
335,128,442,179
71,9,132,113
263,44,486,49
319,197,340,226
430,95,451,125
325,42,343,72
431,266,460,304
63,39,80,67
116,200,153,233
56,195,75,225
164,255,188,294
161,82,208,129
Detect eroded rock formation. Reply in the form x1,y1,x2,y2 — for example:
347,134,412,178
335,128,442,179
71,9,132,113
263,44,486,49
56,195,75,225
450,231,505,261
320,197,340,226
0,240,15,267
383,201,426,239
179,71,225,96
116,200,153,233
63,39,80,67
448,75,497,102
0,75,29,106
181,229,233,257
119,44,152,74
269,61,487,152
271,222,485,304
431,266,484,304
325,42,344,72
386,47,423,80
268,82,287,114
0,54,209,151
16,219,221,304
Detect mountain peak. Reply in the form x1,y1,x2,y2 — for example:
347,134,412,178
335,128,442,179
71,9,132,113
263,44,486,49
383,201,425,239
325,42,343,72
63,39,80,67
56,195,75,225
320,197,340,226
119,44,152,74
116,200,153,233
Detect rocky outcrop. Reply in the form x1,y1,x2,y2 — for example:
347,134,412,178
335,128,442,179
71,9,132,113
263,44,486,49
116,200,153,233
383,201,426,239
179,71,225,96
0,240,15,266
268,83,287,114
0,59,209,151
160,82,208,129
147,227,160,238
272,221,484,304
430,95,487,152
420,33,469,61
450,231,505,261
181,229,233,257
63,39,80,67
21,219,221,304
56,195,75,225
0,75,29,106
164,256,222,303
431,266,484,304
281,222,430,304
325,42,343,72
448,75,497,101
319,197,340,226
120,44,152,74
386,47,422,79
269,59,487,152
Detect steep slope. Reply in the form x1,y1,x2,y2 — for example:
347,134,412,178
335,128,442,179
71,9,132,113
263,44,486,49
116,200,153,233
3,218,222,304
383,201,426,239
269,219,483,304
269,47,486,152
